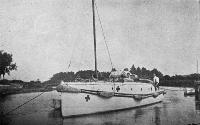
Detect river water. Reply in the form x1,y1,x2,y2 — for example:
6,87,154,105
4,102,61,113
0,87,200,125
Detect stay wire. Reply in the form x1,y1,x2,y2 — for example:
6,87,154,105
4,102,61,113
94,2,114,69
2,86,49,116
67,39,77,70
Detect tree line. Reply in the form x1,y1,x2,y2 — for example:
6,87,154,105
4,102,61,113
130,65,163,78
43,65,164,86
1,50,199,87
44,65,200,87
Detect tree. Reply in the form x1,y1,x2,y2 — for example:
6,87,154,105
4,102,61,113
136,67,141,76
162,75,171,80
50,72,75,83
129,64,163,79
130,64,136,74
111,68,117,72
76,70,95,79
151,68,163,78
0,50,17,79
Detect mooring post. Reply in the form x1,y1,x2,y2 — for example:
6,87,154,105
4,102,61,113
0,111,4,125
195,81,200,101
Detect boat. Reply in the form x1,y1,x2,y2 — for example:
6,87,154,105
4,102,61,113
56,0,165,117
184,88,195,96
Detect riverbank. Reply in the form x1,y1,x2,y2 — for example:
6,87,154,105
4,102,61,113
0,79,56,96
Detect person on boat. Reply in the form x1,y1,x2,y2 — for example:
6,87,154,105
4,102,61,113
91,74,98,82
153,74,159,90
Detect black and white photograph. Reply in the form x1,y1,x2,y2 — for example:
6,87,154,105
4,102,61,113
0,0,200,125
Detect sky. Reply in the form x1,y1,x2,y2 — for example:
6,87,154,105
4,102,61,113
0,0,200,81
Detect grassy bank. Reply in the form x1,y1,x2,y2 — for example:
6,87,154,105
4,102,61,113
0,79,56,96
0,87,55,96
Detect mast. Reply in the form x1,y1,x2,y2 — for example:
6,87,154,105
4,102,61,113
92,0,98,78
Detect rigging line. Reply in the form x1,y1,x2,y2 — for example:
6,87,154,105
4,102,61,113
79,45,87,71
94,2,114,69
67,40,77,70
2,86,49,116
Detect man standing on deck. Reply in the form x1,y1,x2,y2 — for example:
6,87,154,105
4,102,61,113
153,74,159,91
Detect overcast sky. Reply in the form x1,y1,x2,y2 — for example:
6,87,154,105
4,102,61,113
0,0,200,81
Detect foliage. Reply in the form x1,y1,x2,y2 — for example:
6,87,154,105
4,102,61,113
45,64,164,85
98,72,110,81
0,79,10,85
130,64,163,79
76,70,95,79
0,50,17,79
111,68,116,71
160,73,200,87
23,80,42,88
44,70,111,85
50,72,75,83
5,60,198,88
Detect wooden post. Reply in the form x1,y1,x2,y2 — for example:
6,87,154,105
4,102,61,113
195,81,200,101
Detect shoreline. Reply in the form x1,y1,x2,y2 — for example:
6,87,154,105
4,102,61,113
0,87,55,96
0,85,193,97
0,78,197,96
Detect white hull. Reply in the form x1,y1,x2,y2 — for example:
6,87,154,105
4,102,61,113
60,82,164,117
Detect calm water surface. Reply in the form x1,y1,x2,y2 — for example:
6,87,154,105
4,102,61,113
0,87,200,125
